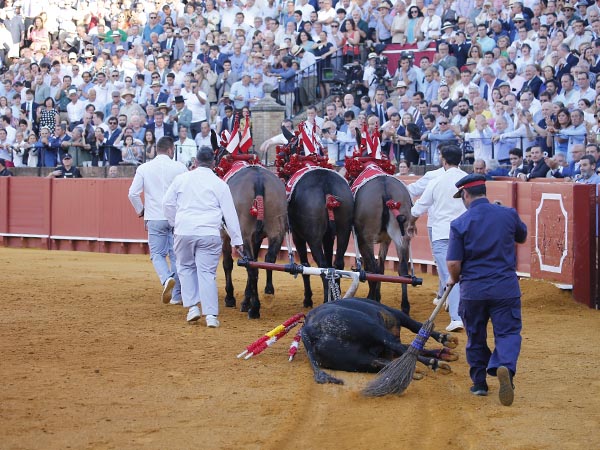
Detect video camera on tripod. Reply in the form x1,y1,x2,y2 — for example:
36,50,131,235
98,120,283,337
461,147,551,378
323,63,368,99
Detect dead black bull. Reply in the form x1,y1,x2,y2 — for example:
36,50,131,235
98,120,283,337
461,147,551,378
237,260,457,387
301,298,458,385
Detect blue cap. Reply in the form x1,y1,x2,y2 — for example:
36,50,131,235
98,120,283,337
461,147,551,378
454,173,486,198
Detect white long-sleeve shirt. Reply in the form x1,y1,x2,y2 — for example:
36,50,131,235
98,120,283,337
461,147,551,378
410,167,467,242
128,154,188,220
163,166,243,245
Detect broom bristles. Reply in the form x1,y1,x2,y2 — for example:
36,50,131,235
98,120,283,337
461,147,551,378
362,319,435,397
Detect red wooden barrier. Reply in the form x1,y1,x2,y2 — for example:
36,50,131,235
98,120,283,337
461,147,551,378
0,176,596,307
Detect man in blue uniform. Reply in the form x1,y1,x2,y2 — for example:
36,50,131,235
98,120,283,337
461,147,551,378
446,174,527,407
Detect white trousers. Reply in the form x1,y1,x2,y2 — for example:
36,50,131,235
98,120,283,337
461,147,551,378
174,234,222,315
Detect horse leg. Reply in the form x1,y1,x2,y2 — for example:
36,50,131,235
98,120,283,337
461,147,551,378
222,234,236,308
246,236,262,319
292,232,313,308
264,234,284,296
399,243,411,316
376,239,391,303
354,230,378,300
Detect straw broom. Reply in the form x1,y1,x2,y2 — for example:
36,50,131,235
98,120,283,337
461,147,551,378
362,284,455,397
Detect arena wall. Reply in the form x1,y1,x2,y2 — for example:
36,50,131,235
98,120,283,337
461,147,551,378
0,176,597,308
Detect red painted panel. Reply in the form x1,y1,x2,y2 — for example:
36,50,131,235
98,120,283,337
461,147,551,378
0,177,8,233
572,184,596,307
98,179,146,240
51,179,101,238
530,183,574,285
516,182,533,274
7,177,51,236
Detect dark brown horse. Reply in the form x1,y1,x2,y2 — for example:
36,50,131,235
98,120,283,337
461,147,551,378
221,165,288,319
212,128,288,319
353,175,414,314
288,168,354,307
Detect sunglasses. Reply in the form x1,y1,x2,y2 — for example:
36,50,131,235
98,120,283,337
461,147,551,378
439,122,448,125
109,121,117,124
150,16,157,19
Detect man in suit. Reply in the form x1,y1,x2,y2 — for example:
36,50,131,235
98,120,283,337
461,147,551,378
480,67,505,103
562,143,585,178
146,111,174,140
221,105,235,133
435,42,458,72
168,96,192,135
450,31,471,69
438,84,456,118
366,88,393,125
518,146,550,180
518,64,543,99
216,61,239,99
147,81,169,108
21,89,39,132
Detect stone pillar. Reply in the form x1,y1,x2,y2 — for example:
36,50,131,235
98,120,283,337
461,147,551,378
252,84,285,164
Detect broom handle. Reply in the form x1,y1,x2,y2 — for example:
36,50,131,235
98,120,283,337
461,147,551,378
427,283,454,322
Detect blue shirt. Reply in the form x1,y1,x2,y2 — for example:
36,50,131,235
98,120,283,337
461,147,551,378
447,198,527,301
271,67,296,94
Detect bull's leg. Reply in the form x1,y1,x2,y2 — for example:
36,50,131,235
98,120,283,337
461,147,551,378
292,233,313,308
301,329,344,385
264,234,284,295
222,234,236,308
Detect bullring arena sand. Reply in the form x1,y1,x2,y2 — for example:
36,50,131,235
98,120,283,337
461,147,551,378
1,247,600,450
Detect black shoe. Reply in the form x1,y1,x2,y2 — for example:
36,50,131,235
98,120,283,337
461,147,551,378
497,366,515,406
470,383,489,396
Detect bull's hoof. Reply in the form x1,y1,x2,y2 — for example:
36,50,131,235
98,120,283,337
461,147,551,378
440,333,459,349
314,371,344,385
438,347,459,362
240,300,250,313
247,308,260,320
436,362,452,375
224,296,236,308
303,298,313,308
264,285,275,295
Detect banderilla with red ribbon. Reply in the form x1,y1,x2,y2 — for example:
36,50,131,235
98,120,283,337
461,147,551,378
237,313,306,360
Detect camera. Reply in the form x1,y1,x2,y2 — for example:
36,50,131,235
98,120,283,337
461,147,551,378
373,56,389,79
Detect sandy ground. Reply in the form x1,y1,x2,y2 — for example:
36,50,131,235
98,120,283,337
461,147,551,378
1,247,599,450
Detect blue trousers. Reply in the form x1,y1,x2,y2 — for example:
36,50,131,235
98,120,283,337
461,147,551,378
147,220,181,300
459,297,522,385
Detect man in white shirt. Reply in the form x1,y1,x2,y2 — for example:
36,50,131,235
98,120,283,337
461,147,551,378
66,89,85,130
194,121,213,149
163,146,244,327
174,125,197,168
410,145,467,332
128,136,188,305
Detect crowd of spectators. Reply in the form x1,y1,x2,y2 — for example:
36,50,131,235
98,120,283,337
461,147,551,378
0,0,600,183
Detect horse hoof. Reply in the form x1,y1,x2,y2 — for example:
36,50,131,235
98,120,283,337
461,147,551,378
224,297,236,308
441,334,459,349
264,286,275,295
413,371,424,381
240,301,250,313
303,299,313,308
247,309,260,320
436,362,452,375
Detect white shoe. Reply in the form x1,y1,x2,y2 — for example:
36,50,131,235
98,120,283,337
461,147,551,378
433,296,449,311
169,298,183,305
206,314,220,328
187,305,201,323
162,277,176,304
446,320,464,332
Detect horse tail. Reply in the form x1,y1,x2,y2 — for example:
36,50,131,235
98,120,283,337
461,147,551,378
382,180,406,236
251,174,265,247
